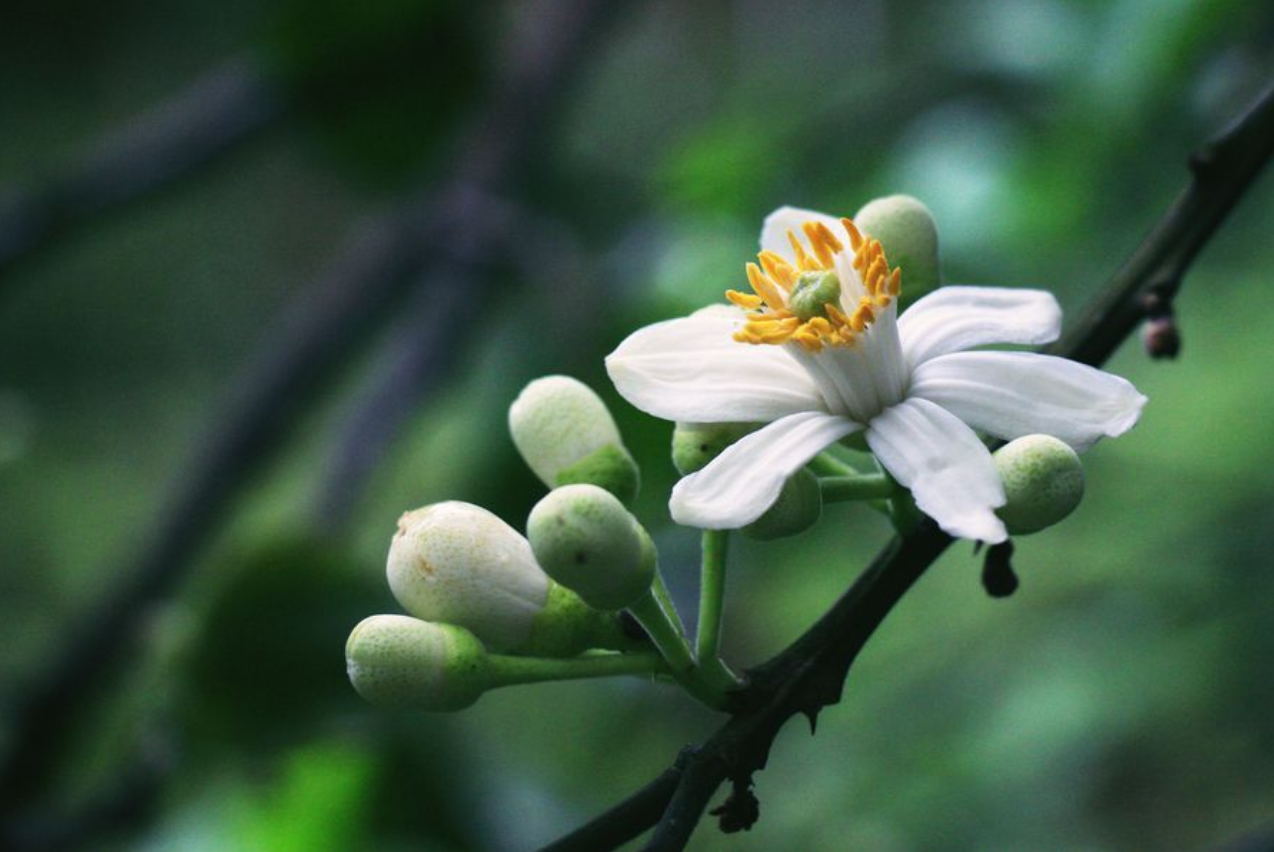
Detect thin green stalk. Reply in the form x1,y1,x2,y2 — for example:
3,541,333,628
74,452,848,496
629,592,727,709
696,529,729,665
484,651,666,686
649,570,688,639
809,452,855,477
820,473,896,503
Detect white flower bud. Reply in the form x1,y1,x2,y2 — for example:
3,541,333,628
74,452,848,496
742,468,822,540
345,615,488,711
509,376,640,503
854,194,940,304
994,435,1085,534
387,502,550,652
671,422,758,475
526,484,654,611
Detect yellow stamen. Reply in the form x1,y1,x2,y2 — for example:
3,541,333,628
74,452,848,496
786,231,816,272
758,251,797,290
726,289,763,310
888,267,902,296
841,217,864,251
746,263,786,309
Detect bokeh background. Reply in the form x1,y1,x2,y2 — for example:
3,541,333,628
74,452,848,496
3,1,1274,849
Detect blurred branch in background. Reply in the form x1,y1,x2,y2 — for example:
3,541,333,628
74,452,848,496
0,56,283,284
0,0,632,841
543,77,1274,852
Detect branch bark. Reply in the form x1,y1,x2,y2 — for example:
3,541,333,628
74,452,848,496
540,78,1274,852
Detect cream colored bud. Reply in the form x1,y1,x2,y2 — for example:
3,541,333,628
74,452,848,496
526,484,654,611
509,376,639,503
994,435,1085,534
345,615,488,711
387,502,550,652
854,194,940,304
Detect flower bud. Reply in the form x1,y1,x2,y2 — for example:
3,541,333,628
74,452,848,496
993,435,1085,534
509,376,640,504
345,615,488,711
526,484,654,611
854,194,940,304
742,468,822,540
387,502,550,652
671,422,758,475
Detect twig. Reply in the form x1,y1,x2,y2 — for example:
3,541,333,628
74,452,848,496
540,78,1274,852
0,0,630,823
0,56,282,280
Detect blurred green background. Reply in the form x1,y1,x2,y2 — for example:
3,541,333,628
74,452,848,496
2,1,1274,849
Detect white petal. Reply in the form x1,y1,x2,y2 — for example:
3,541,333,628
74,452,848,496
760,206,845,259
867,398,1007,543
671,411,860,528
909,351,1147,451
606,312,826,422
866,397,1003,537
898,286,1062,369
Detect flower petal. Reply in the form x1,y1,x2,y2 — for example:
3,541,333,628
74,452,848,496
909,351,1147,451
760,206,845,259
671,411,860,528
898,286,1062,369
866,398,1007,543
606,312,825,422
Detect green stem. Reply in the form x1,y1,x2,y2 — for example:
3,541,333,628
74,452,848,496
649,570,688,640
809,452,855,477
629,592,727,709
484,651,666,687
695,529,728,665
820,473,896,503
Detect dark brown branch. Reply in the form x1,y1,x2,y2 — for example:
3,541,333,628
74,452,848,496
0,56,282,281
0,0,629,824
542,78,1274,852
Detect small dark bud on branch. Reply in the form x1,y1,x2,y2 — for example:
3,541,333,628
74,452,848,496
711,780,760,833
1143,315,1182,359
981,541,1019,598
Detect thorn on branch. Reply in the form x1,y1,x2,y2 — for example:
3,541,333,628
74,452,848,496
981,540,1018,598
709,778,759,834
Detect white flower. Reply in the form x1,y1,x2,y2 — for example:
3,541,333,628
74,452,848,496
606,206,1147,543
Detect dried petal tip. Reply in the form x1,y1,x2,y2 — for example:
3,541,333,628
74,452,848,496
1142,315,1182,359
993,435,1085,534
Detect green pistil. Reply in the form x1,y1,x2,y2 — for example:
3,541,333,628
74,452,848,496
788,270,841,321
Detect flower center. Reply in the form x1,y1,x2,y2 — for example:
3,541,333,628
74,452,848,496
727,217,901,352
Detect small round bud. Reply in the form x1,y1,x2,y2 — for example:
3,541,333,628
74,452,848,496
387,502,550,652
1142,315,1181,359
509,376,640,503
788,271,842,321
526,484,654,610
671,422,758,475
994,435,1085,534
854,195,940,304
345,615,488,711
742,468,822,540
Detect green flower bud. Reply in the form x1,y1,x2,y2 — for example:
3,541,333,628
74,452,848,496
671,422,758,475
526,484,654,611
854,194,940,305
345,615,488,711
742,468,822,540
994,435,1085,534
509,376,640,504
788,270,842,321
387,502,551,652
520,581,643,657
